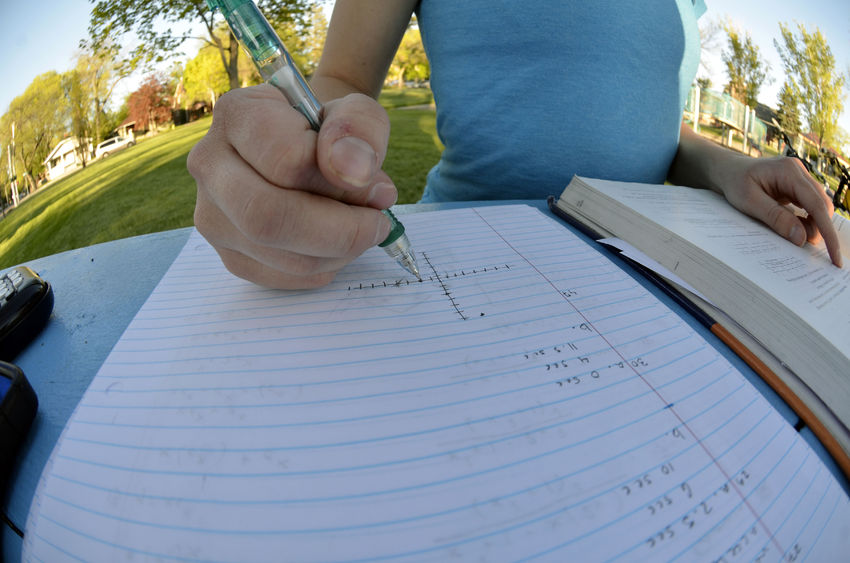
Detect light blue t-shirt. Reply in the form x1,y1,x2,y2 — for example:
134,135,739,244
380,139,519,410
416,0,706,202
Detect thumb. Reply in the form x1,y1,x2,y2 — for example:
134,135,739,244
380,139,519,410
316,93,392,193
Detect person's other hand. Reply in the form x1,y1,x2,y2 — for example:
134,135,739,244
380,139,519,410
188,84,397,289
716,155,842,268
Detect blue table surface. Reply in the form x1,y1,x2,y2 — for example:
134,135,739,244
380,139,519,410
3,201,846,560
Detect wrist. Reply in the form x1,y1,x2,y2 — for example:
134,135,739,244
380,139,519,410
670,125,749,195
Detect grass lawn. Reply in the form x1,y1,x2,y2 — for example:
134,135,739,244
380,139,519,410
696,124,781,158
378,88,434,109
0,89,441,269
384,108,443,203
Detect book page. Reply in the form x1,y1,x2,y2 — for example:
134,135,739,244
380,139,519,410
24,206,849,561
568,178,850,352
597,237,712,303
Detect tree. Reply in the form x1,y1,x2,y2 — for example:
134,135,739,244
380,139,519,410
72,44,131,144
127,74,173,131
86,0,319,92
776,80,802,137
721,24,770,108
775,22,847,152
276,3,328,78
0,72,67,188
180,5,326,107
184,43,231,108
697,16,725,80
63,70,94,168
388,23,429,89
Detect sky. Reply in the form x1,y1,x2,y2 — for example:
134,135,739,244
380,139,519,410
699,0,850,149
0,0,848,148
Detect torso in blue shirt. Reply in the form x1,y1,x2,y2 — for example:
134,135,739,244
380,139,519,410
416,0,705,202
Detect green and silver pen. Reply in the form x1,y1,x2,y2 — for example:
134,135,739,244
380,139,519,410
207,0,421,280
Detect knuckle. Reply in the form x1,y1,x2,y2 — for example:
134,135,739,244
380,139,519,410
212,88,240,119
264,137,315,187
779,155,799,170
326,94,390,135
208,91,239,138
186,139,210,180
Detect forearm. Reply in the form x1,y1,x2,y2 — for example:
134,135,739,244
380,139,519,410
310,0,418,102
667,124,842,266
667,123,751,193
308,75,371,104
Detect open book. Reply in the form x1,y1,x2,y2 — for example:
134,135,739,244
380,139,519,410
555,176,850,460
24,205,849,560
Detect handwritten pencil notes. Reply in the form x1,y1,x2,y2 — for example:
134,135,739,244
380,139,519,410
24,206,849,561
557,176,850,429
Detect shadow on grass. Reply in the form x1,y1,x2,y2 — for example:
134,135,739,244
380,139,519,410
0,119,211,268
1,102,443,269
384,109,443,204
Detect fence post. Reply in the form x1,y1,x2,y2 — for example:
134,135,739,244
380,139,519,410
693,86,701,133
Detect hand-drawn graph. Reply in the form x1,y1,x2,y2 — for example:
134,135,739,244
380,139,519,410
347,252,513,320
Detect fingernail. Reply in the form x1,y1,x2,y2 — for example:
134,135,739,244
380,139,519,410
789,224,805,246
367,182,398,209
373,213,391,246
330,136,377,188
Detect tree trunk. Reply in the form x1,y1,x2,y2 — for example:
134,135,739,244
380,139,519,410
93,98,102,144
228,36,241,91
23,172,36,192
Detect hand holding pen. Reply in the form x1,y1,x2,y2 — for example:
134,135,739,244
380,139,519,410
188,1,420,289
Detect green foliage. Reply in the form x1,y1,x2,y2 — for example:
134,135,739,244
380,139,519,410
722,25,770,108
388,25,430,88
382,108,442,204
776,81,802,136
178,8,328,102
72,46,128,145
775,22,847,150
86,0,319,91
0,90,441,267
63,70,94,167
378,88,434,109
184,43,232,106
101,107,130,140
0,118,211,269
274,3,328,78
0,72,67,185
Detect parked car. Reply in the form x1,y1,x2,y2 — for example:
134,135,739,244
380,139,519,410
95,136,135,159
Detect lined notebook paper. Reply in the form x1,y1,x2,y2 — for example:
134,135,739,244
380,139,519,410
25,205,850,561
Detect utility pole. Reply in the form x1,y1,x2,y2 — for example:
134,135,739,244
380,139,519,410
1,144,5,217
7,121,18,208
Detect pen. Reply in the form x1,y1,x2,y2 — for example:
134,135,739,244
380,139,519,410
207,0,421,280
